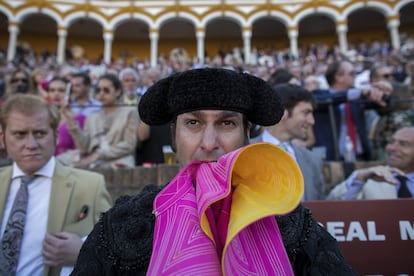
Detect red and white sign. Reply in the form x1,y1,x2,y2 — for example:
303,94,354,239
304,199,414,275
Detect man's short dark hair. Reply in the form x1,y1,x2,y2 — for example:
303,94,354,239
273,83,316,116
325,61,343,86
71,72,91,86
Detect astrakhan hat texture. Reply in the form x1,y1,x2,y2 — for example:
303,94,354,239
138,68,284,126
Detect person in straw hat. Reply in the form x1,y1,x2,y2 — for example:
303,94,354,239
72,68,355,275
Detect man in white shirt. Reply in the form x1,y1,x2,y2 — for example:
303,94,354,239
312,60,391,161
0,94,112,276
252,83,325,200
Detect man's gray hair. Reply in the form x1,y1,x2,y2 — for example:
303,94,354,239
119,68,139,81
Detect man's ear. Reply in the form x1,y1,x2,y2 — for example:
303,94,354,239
247,122,252,140
280,109,289,121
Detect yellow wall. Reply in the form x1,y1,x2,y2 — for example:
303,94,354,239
2,26,412,64
0,36,8,51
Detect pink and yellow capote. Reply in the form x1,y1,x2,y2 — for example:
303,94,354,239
148,142,304,275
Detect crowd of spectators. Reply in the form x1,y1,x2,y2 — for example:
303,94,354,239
1,36,414,197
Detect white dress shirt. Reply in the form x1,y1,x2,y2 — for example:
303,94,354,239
344,171,414,199
262,129,296,161
0,157,55,276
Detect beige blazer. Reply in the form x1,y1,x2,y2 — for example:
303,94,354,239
327,178,398,200
0,161,113,276
68,106,139,168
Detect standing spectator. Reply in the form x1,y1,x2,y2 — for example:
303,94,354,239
0,94,112,275
64,74,139,169
312,60,390,161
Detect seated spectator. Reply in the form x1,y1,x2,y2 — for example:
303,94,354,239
293,78,318,149
268,68,299,88
118,67,140,105
45,76,86,157
369,63,414,160
6,68,34,95
327,127,414,199
0,94,112,275
303,75,321,92
135,121,172,166
251,83,325,200
63,73,139,169
30,67,48,98
269,69,316,149
69,72,101,117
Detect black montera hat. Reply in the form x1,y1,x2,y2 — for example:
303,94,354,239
138,68,284,126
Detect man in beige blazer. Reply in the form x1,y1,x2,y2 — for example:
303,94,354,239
328,127,414,199
0,94,112,276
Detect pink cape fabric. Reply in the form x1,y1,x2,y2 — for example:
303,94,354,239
147,145,294,275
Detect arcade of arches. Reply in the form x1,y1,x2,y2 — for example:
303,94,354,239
1,0,414,67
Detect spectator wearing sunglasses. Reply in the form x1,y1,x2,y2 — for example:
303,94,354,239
6,68,34,95
62,73,139,169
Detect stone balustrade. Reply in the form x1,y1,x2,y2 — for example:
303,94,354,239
91,164,180,201
91,161,385,201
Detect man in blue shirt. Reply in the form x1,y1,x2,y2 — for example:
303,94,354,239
328,126,414,199
70,72,101,116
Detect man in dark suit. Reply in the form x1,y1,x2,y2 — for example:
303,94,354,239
251,84,325,200
312,60,390,161
0,94,112,276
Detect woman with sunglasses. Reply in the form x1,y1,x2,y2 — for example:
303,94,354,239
63,73,139,169
6,68,34,94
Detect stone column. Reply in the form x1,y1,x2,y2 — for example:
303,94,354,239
7,22,19,62
150,29,159,68
103,30,113,64
196,28,205,64
242,27,252,64
336,21,348,55
57,27,67,65
387,15,400,51
288,26,298,58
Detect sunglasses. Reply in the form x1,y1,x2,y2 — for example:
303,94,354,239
381,74,392,79
96,87,112,94
11,78,28,84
